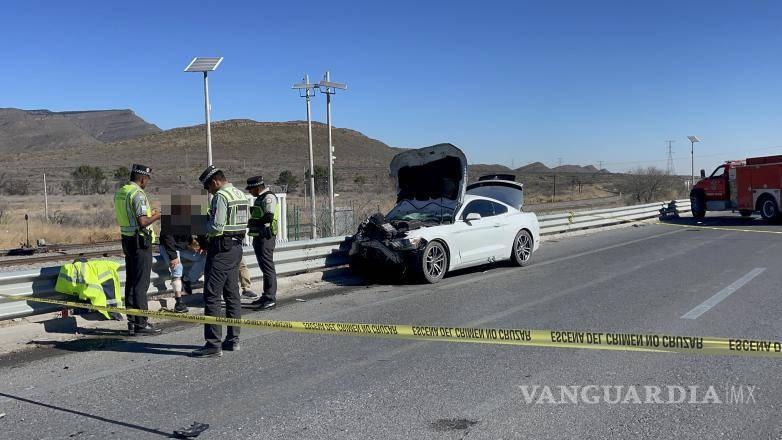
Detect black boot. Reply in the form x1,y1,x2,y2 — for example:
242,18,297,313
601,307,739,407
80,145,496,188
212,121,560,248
250,297,276,310
134,323,161,335
174,298,189,313
190,345,222,358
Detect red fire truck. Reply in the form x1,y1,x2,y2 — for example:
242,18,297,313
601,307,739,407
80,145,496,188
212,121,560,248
690,155,782,220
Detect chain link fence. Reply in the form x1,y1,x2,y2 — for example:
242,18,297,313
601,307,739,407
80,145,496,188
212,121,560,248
285,196,395,241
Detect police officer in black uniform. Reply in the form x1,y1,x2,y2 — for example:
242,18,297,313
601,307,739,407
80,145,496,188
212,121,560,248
246,176,278,310
114,164,162,336
191,165,250,358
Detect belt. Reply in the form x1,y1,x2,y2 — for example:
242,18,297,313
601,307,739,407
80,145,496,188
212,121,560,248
209,234,244,241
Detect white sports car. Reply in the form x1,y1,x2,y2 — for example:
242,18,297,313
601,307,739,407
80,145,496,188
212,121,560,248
349,143,540,283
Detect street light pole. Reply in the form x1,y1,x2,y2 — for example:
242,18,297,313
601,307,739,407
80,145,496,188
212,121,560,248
203,71,213,166
688,135,701,185
293,75,319,239
325,74,334,234
318,72,348,235
305,79,316,238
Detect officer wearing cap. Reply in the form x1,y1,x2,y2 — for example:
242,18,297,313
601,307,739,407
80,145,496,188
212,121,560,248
113,164,161,335
191,165,250,358
246,176,279,310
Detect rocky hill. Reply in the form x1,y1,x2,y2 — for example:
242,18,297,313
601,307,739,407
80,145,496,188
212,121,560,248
2,112,613,198
0,108,160,152
5,119,404,194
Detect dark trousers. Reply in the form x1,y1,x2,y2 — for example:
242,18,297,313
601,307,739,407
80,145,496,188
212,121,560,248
252,236,277,301
203,240,243,347
121,235,152,328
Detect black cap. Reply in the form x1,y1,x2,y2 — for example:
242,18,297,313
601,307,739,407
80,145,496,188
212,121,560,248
131,164,152,176
198,165,221,188
245,175,264,190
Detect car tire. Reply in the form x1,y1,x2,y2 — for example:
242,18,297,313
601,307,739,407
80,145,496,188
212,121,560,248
510,230,533,267
759,196,780,221
691,194,706,219
419,241,447,284
739,210,753,218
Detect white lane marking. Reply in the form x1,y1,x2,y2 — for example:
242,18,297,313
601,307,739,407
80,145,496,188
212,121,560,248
681,268,766,320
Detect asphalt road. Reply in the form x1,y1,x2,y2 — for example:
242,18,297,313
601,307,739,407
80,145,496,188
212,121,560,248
1,215,781,439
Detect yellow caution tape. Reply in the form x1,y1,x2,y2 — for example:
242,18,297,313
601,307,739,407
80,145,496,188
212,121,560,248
1,293,780,358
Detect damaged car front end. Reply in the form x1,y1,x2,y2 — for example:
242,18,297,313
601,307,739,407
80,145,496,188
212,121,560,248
350,214,427,270
348,143,467,278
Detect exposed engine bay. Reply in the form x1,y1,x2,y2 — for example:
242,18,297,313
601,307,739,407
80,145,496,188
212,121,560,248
359,213,423,240
350,213,427,266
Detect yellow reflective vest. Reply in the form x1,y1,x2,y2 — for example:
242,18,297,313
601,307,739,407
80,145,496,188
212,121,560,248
55,260,123,320
114,182,157,242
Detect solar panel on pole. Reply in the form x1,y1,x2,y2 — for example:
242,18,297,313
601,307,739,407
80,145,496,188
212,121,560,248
184,57,224,167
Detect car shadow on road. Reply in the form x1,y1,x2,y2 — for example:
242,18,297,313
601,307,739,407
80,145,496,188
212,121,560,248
28,338,199,357
0,392,172,437
354,261,509,288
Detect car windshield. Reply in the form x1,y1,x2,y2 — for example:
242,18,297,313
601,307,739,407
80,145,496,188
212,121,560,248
386,198,457,224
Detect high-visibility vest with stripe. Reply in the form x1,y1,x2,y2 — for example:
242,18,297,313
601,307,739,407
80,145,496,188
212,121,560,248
114,183,157,242
54,260,123,320
249,191,280,237
209,185,250,237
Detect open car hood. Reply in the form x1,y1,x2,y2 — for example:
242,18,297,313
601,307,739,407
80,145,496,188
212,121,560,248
389,143,468,205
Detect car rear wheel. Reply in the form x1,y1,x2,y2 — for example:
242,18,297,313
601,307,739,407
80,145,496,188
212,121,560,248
510,230,533,267
420,241,447,283
739,209,753,218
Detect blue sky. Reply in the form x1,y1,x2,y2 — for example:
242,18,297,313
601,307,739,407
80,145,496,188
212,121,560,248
2,0,781,173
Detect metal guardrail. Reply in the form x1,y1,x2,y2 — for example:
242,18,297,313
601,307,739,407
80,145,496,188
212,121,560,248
0,200,689,321
538,199,691,235
0,236,349,321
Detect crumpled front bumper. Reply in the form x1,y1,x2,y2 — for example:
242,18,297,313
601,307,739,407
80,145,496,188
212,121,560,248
349,238,410,265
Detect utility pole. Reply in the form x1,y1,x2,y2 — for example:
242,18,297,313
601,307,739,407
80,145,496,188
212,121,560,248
318,72,348,236
598,160,604,171
24,214,30,248
665,140,676,175
43,172,48,222
552,174,557,202
303,165,308,232
293,75,318,238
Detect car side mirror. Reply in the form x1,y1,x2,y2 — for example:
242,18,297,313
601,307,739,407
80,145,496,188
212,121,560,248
465,213,481,222
700,169,706,178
